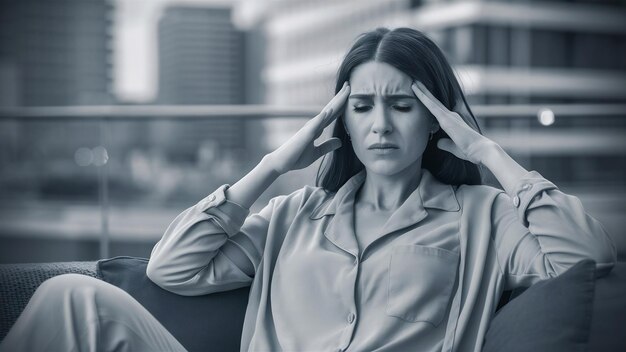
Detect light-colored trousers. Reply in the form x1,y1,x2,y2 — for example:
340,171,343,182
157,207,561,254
0,273,188,352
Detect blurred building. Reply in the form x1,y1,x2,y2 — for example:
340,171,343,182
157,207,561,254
0,0,114,107
232,0,626,240
234,0,626,106
157,6,245,105
232,0,626,173
0,0,116,200
154,5,250,161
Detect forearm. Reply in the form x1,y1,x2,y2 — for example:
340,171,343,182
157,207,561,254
148,155,279,292
225,154,281,209
480,143,528,196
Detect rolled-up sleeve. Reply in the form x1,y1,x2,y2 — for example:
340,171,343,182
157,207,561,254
491,170,617,290
147,184,282,296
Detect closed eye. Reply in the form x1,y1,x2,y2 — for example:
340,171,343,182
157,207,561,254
393,105,412,112
353,105,372,113
352,104,412,113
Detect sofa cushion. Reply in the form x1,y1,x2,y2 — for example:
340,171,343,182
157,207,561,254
587,261,626,352
482,259,596,352
97,256,249,352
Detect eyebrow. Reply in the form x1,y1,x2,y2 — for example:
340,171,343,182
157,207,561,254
349,94,415,100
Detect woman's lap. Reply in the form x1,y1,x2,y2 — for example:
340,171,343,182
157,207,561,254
0,273,187,352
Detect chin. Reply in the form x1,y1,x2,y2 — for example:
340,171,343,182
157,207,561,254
363,161,410,176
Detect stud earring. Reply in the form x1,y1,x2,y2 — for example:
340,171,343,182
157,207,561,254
429,131,434,141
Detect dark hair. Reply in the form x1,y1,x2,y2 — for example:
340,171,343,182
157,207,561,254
315,27,484,192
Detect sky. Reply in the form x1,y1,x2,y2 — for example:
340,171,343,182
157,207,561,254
113,0,235,103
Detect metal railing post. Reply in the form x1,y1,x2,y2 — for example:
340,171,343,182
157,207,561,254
98,118,110,259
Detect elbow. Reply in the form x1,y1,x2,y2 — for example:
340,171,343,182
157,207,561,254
594,224,618,265
145,258,161,285
581,217,618,276
146,240,167,287
145,242,182,291
585,229,618,278
146,257,171,289
549,234,618,279
145,257,203,295
594,237,618,278
601,238,618,265
145,261,186,293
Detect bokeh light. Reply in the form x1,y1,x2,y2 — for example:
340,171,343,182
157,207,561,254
538,108,555,126
92,146,109,166
74,147,93,166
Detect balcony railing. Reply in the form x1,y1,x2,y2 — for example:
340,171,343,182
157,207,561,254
0,104,624,261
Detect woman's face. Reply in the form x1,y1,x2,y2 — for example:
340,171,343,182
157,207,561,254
344,61,436,176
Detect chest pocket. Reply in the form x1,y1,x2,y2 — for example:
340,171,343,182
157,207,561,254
386,244,459,326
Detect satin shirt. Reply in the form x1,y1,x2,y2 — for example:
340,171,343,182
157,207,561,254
147,168,616,352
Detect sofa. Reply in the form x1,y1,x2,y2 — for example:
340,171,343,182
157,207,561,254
1,256,625,352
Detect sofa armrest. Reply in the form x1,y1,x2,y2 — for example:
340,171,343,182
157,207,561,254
0,261,99,340
485,259,626,352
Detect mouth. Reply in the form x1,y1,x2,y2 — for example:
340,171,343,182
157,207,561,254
368,143,399,150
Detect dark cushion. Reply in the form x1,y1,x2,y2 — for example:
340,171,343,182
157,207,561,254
97,256,249,352
483,259,596,352
588,261,626,352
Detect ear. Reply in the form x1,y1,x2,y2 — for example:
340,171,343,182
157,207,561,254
341,117,349,134
429,114,440,133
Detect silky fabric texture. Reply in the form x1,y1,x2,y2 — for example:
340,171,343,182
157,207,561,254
147,168,617,352
0,274,187,352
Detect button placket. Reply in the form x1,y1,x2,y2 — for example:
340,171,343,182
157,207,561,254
338,259,359,351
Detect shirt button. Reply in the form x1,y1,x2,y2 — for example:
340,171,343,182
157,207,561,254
347,312,356,324
521,183,531,191
513,195,520,207
208,194,216,202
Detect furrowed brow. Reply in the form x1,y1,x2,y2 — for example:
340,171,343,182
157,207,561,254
349,94,415,100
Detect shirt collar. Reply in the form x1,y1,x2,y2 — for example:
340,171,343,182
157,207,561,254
310,168,460,221
309,168,460,257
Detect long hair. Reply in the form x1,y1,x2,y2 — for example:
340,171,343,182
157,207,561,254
315,27,484,192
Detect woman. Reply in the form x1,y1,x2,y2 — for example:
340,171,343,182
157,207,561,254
1,27,616,352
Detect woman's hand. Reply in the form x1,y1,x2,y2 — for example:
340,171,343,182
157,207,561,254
411,81,496,165
267,82,351,175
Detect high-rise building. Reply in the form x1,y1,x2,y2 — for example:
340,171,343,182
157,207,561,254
157,6,245,105
155,5,250,162
0,0,114,107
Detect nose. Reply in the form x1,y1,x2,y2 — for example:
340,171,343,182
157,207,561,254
371,107,392,135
